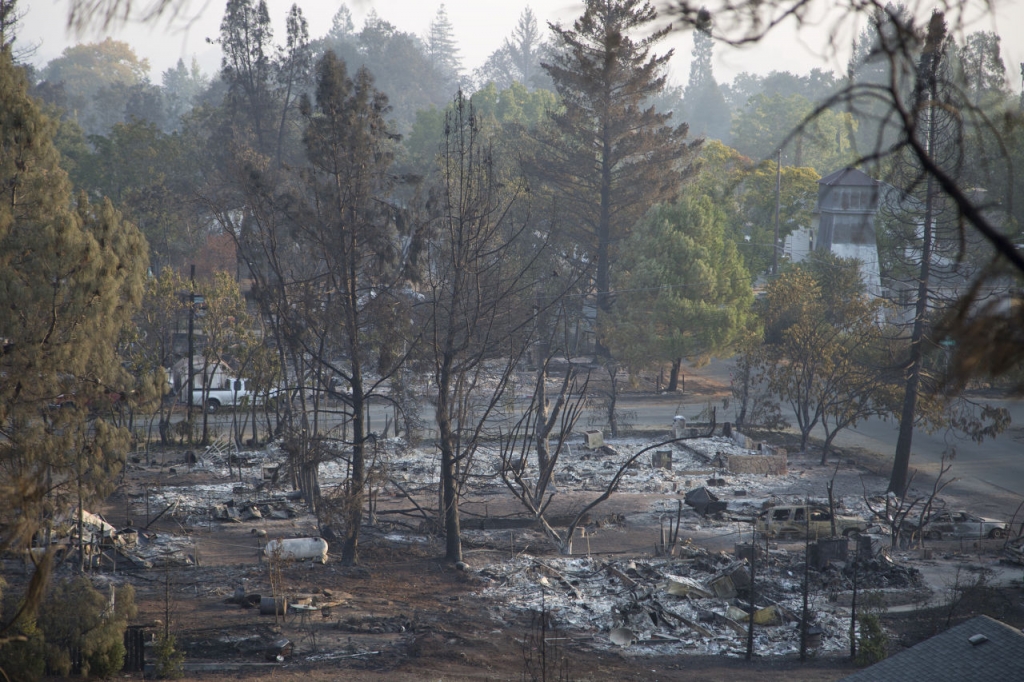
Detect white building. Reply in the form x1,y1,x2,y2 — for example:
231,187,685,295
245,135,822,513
811,167,883,298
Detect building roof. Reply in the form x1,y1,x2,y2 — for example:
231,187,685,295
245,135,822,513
841,615,1024,682
819,167,879,187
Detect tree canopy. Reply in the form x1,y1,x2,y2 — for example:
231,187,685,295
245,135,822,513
1,45,149,625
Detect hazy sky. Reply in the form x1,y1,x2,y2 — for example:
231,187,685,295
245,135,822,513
18,0,1024,91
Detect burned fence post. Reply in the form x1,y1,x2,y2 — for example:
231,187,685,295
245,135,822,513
850,556,859,660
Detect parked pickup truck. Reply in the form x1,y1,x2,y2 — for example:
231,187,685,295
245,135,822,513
187,379,258,413
755,504,871,540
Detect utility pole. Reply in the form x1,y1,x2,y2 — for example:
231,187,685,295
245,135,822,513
745,529,757,660
772,148,782,276
187,264,195,434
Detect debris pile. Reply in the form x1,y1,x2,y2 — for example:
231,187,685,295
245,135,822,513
477,544,877,656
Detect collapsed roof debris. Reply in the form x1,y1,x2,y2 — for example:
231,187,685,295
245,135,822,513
475,542,925,657
47,429,963,670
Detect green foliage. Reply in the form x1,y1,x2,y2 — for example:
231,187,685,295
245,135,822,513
956,31,1007,103
855,614,889,666
687,140,820,278
79,118,198,271
403,82,557,173
1,46,148,580
730,92,857,174
161,56,208,126
605,195,755,373
41,37,149,92
37,578,136,678
724,69,839,113
346,12,452,130
219,0,275,150
474,7,547,91
427,4,463,89
48,112,92,189
757,254,894,456
736,162,820,277
154,633,185,679
0,587,46,682
38,37,152,135
533,0,698,318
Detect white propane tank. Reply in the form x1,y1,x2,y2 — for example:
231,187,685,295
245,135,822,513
264,537,328,563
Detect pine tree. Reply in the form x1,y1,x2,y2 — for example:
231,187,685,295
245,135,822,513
1,0,21,52
474,7,545,90
301,53,400,564
161,56,207,126
273,3,312,165
681,23,731,140
427,4,462,91
532,0,698,340
957,31,1007,105
504,7,544,88
0,45,148,614
327,3,355,42
233,51,409,565
219,0,275,150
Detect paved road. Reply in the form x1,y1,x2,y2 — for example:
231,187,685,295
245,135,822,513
832,407,1024,506
681,359,1024,517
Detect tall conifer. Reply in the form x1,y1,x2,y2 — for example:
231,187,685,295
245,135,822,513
1,45,148,612
533,0,698,345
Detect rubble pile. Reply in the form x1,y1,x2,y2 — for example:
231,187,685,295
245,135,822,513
477,546,857,657
315,435,796,498
132,433,869,529
752,551,925,608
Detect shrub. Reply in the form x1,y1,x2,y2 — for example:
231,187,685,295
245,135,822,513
154,633,185,679
0,615,47,682
855,613,889,666
37,577,136,678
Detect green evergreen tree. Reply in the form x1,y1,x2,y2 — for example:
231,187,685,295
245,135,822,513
533,0,698,342
327,3,355,42
730,91,857,173
957,31,1007,105
219,0,275,151
427,4,463,91
681,21,731,141
475,7,547,90
161,56,207,128
0,45,148,623
38,37,152,135
0,0,22,53
352,12,450,130
273,3,312,165
37,579,137,677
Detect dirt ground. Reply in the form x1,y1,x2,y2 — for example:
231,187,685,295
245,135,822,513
15,368,1024,681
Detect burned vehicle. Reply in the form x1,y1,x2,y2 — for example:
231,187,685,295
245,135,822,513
756,504,870,540
903,510,1009,540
